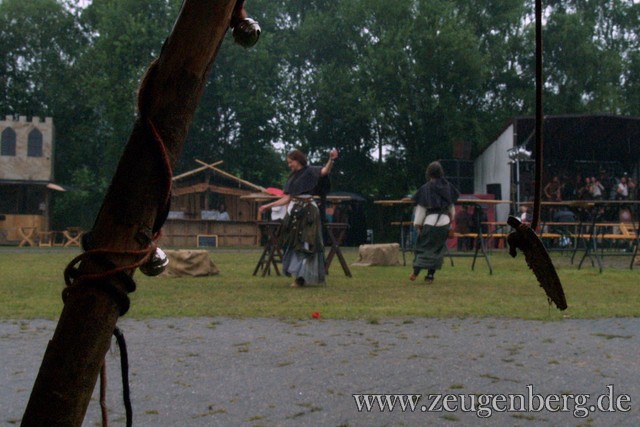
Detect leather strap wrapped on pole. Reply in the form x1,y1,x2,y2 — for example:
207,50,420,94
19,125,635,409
21,1,247,425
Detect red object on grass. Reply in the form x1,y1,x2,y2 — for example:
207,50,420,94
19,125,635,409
311,311,321,319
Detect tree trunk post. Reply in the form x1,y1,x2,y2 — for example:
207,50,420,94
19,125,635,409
21,1,239,425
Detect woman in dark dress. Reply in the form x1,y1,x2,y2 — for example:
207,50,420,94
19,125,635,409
410,161,460,284
258,148,338,287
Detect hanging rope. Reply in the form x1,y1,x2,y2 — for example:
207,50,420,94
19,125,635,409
97,329,133,427
113,327,133,427
100,362,108,426
63,118,173,426
532,0,544,232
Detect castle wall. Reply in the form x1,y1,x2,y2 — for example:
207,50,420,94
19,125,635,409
0,115,54,182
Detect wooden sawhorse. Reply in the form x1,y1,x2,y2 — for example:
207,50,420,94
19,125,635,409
324,222,352,277
253,221,283,276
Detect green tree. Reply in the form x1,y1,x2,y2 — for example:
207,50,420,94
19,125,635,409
74,0,181,179
0,0,85,114
50,167,109,229
541,0,640,115
3,0,640,230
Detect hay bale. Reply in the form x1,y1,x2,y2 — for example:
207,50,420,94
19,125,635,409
163,249,220,277
352,243,400,266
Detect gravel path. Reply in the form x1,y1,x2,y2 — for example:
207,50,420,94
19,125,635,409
3,317,640,426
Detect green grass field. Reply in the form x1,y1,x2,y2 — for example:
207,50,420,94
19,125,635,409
1,247,638,320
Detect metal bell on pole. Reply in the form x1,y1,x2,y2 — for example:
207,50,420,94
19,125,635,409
232,18,261,48
140,247,169,276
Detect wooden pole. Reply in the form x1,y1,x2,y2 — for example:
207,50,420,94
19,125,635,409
21,1,238,425
195,158,266,191
172,160,224,181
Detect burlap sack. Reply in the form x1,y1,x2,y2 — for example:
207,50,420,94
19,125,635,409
352,243,400,266
163,250,220,277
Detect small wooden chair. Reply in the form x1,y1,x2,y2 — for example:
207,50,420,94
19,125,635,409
63,227,84,247
18,227,38,247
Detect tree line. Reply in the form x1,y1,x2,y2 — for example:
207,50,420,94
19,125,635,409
1,0,639,229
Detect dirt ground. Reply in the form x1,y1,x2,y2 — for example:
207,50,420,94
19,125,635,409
3,317,640,426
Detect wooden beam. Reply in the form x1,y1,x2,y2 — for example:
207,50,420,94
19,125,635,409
172,182,210,196
195,158,265,192
171,182,252,197
172,160,224,181
208,183,252,196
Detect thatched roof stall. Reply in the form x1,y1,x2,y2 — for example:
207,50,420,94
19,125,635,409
161,160,265,247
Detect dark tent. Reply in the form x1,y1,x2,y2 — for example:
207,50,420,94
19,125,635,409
512,114,640,175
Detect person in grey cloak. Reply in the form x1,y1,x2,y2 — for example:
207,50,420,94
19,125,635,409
410,161,460,284
258,148,338,287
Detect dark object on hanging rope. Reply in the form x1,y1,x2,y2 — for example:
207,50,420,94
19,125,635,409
230,0,261,47
507,216,567,310
100,363,108,427
505,0,566,312
232,17,261,47
98,328,133,427
113,327,133,427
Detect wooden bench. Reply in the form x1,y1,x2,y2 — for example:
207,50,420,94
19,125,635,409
620,223,637,237
560,222,639,242
38,231,56,247
575,222,639,272
454,232,512,241
454,232,507,238
540,233,562,239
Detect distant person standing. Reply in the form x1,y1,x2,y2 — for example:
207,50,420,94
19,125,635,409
616,175,629,200
576,175,590,200
258,148,338,287
589,176,604,200
410,161,460,284
544,176,563,201
519,205,532,223
217,203,230,221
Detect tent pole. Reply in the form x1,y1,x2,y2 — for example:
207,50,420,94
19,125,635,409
21,1,240,425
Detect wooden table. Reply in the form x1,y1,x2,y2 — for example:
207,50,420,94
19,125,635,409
253,221,283,276
324,223,352,277
374,199,414,265
524,200,640,272
451,199,511,274
247,193,354,278
252,220,352,278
